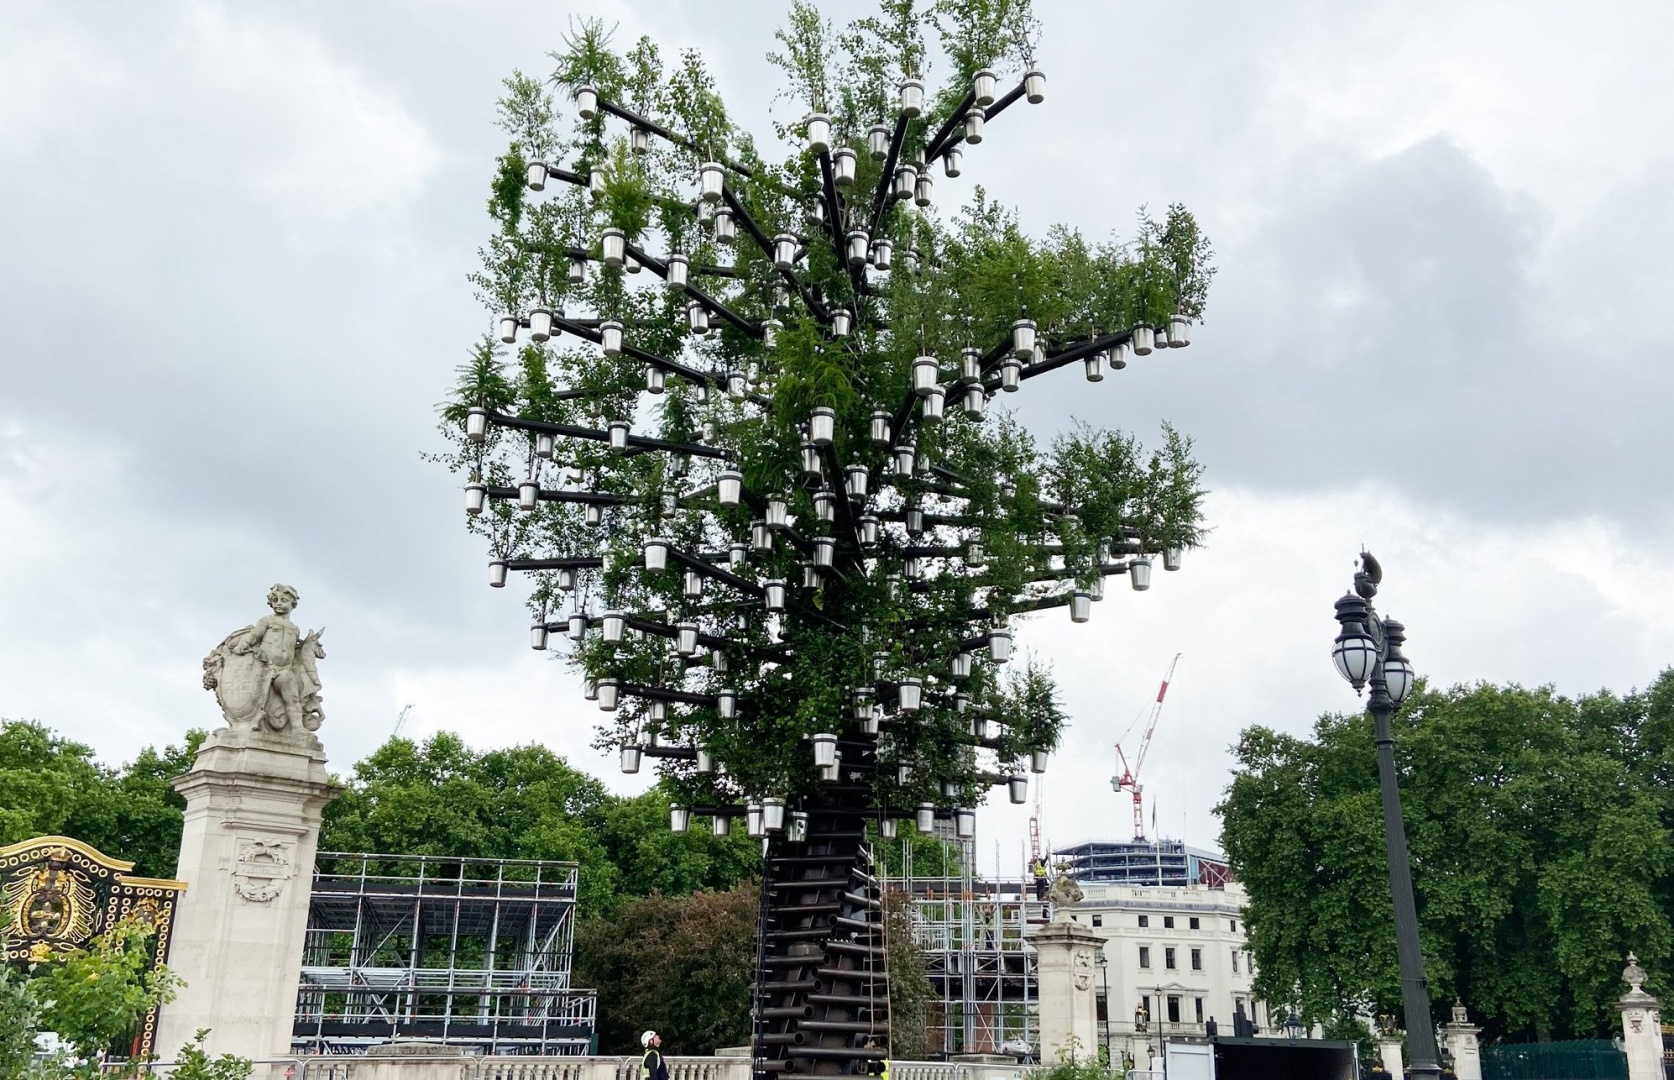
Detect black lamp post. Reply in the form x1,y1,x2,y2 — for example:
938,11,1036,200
1096,951,1110,1062
1331,552,1438,1079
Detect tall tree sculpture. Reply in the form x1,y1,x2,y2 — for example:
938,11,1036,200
443,2,1215,1073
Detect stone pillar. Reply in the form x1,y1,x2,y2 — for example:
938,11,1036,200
1443,1001,1482,1080
1379,1035,1405,1078
1026,917,1107,1064
153,727,338,1064
1618,954,1664,1080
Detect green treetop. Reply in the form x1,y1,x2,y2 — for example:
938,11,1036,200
1219,672,1674,1043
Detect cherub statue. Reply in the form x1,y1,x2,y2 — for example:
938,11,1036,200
202,584,326,734
1047,873,1085,921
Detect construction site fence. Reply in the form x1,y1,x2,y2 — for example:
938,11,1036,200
107,1055,1033,1080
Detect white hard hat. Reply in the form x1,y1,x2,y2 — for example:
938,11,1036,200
642,1031,658,1047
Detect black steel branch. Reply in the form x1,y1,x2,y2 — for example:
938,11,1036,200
868,114,910,238
684,281,765,339
507,556,605,572
668,547,767,597
1020,328,1135,382
486,410,729,460
550,313,722,391
721,187,831,323
486,486,625,506
922,88,977,164
594,99,761,184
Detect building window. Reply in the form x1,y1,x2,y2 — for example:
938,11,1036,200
1163,916,1175,929
1231,950,1239,973
1139,946,1151,969
1167,995,1181,1024
1230,919,1237,932
1091,915,1102,927
1191,948,1202,971
1189,916,1200,930
1195,997,1204,1023
1165,947,1177,970
1138,915,1149,928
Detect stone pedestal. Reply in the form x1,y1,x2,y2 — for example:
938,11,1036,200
153,727,338,1064
1026,919,1107,1063
1443,1002,1482,1080
1379,1036,1405,1078
1618,955,1663,1080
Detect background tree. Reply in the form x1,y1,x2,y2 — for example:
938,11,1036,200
574,882,760,1054
0,720,198,879
1219,671,1674,1043
883,890,936,1061
320,731,760,917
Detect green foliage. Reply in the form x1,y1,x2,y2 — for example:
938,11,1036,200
0,720,198,879
548,18,627,98
489,144,527,231
768,2,836,114
574,883,759,1054
320,732,760,917
932,0,1040,79
1219,671,1674,1043
1030,1039,1116,1076
884,890,936,1060
871,829,965,879
166,1031,252,1080
29,915,180,1063
0,966,42,1077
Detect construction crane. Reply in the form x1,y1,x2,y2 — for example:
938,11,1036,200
1028,779,1049,901
392,703,415,738
1112,653,1181,842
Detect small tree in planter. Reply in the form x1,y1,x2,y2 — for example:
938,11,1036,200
441,1,1214,1075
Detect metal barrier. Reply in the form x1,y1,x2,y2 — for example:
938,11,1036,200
1482,1039,1628,1080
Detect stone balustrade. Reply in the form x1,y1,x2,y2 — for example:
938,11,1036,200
120,1055,1032,1080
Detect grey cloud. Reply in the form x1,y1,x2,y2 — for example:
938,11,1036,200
1,0,1671,847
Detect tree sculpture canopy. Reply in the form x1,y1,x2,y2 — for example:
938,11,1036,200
444,0,1213,838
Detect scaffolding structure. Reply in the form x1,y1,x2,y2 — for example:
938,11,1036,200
888,840,1041,1057
293,852,596,1055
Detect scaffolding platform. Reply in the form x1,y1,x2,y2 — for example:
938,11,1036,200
293,852,596,1056
888,841,1041,1058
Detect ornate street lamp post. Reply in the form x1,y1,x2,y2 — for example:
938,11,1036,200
1330,552,1438,1079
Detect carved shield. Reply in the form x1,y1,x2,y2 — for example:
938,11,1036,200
205,628,266,726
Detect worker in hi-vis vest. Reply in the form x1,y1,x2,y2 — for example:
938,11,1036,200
641,1031,668,1080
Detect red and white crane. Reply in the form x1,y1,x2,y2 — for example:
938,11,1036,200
1112,653,1181,842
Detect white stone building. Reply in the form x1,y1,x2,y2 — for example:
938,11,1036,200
1065,879,1271,1063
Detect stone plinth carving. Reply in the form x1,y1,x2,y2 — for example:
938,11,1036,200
1618,953,1663,1080
155,587,339,1071
1027,886,1106,1065
1443,1001,1482,1080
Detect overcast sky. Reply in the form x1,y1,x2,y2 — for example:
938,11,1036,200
4,0,1673,879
